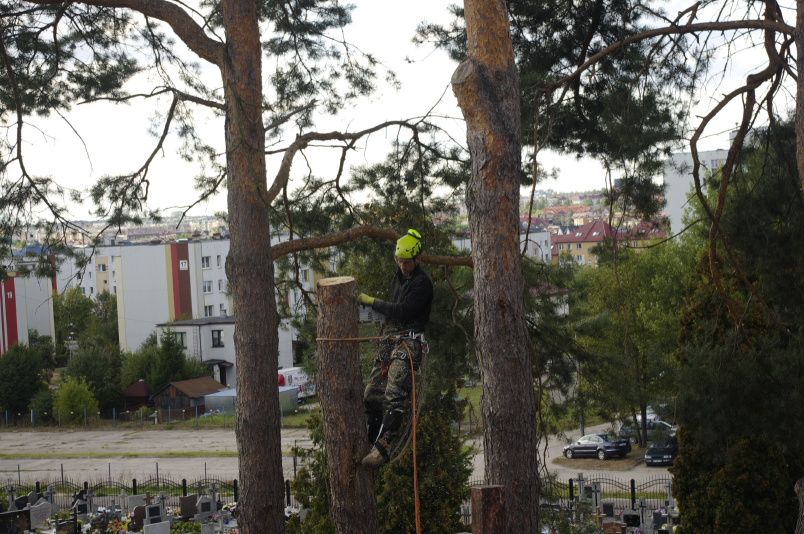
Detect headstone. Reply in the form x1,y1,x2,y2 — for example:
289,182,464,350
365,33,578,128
201,522,216,534
179,495,198,520
194,495,214,522
0,508,31,533
145,502,164,524
128,494,147,510
73,498,89,521
143,519,172,534
131,505,146,531
29,500,52,529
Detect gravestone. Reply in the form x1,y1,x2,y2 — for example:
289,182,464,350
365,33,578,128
143,519,172,534
73,498,89,522
0,508,31,533
194,495,214,522
201,522,216,534
131,505,146,531
128,494,147,510
145,502,164,525
179,494,198,520
29,500,52,530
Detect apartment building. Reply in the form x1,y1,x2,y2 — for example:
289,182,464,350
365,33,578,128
57,237,306,376
663,149,728,235
0,269,56,355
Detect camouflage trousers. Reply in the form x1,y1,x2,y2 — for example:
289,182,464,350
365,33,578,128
363,337,423,442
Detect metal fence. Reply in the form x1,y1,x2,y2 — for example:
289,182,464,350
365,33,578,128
462,474,674,526
1,475,299,515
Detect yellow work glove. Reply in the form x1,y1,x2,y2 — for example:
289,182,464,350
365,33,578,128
357,293,375,306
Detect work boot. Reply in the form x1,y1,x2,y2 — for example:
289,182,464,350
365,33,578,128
361,435,391,468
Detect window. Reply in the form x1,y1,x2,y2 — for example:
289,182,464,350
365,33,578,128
301,269,309,282
216,255,222,267
203,280,212,293
201,256,211,268
174,331,187,348
219,303,227,316
218,279,223,291
90,286,94,294
113,286,117,294
80,287,86,295
204,305,213,317
576,243,582,249
212,330,224,347
97,264,107,272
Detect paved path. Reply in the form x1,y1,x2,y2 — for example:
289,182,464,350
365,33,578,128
0,425,668,485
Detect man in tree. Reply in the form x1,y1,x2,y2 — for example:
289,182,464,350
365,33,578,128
357,229,433,468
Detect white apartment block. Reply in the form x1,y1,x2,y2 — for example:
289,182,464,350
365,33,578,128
663,149,729,235
57,236,310,379
452,229,552,263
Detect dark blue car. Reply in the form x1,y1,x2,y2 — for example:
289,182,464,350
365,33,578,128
644,435,678,466
563,433,632,460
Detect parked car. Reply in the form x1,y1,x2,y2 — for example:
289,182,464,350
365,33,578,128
618,419,676,443
644,435,678,466
563,433,632,460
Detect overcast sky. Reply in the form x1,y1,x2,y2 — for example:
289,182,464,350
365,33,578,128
18,0,757,221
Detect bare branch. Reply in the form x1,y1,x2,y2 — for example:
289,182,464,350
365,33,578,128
270,225,473,267
26,0,225,68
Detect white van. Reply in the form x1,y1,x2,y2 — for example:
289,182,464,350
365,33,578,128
277,367,316,400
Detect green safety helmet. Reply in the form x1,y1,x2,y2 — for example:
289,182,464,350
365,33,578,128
395,229,423,259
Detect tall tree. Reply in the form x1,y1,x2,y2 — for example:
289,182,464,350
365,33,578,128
452,1,539,530
1,1,470,531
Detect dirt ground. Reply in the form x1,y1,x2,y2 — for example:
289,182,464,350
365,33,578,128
0,428,310,482
0,424,666,485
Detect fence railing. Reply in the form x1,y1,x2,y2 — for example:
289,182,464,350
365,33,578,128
1,476,299,515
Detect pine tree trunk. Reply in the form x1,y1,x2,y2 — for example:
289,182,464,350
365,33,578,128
221,1,284,532
452,1,540,531
316,276,378,533
795,477,804,534
796,0,804,192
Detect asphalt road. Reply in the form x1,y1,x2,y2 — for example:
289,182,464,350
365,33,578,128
0,424,668,485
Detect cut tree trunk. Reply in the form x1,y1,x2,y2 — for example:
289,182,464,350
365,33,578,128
795,477,804,534
316,276,378,533
452,0,540,532
796,0,804,192
221,1,285,532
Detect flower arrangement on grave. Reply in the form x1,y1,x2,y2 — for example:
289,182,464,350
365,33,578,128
222,502,238,518
104,517,129,533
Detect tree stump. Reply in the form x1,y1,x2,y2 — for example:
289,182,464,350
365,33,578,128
316,276,377,533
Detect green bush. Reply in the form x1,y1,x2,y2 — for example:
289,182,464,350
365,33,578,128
28,388,54,422
54,377,99,424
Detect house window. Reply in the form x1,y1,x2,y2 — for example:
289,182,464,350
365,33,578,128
219,303,227,316
97,264,107,272
202,256,211,268
90,286,94,294
203,280,212,293
204,305,213,317
212,330,224,348
216,255,222,267
576,243,582,249
218,279,223,291
174,331,187,348
301,269,309,282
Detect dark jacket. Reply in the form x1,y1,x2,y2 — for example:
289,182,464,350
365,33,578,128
371,265,433,333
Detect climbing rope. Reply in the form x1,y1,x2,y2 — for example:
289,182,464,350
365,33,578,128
316,333,424,534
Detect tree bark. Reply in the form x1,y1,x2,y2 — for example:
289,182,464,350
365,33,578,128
221,1,284,533
796,0,804,192
795,477,804,534
316,276,378,533
452,1,540,532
